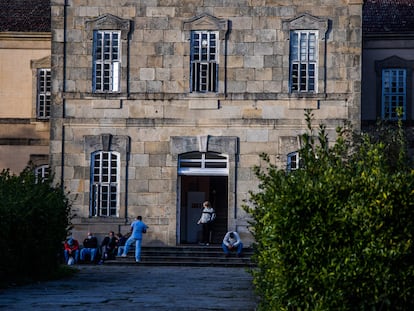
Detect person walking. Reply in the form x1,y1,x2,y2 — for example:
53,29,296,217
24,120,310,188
121,216,148,262
197,201,216,245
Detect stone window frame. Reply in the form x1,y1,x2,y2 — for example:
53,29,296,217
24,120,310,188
289,30,318,93
183,13,229,97
85,14,131,95
287,151,300,172
375,56,414,121
282,13,329,97
189,30,219,93
84,134,130,219
31,56,51,121
34,164,50,183
92,30,121,93
90,150,120,217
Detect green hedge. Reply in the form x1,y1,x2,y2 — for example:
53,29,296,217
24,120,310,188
0,168,71,283
246,113,414,310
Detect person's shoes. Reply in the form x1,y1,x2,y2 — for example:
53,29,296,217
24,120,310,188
121,254,127,257
205,243,209,246
135,260,141,263
237,253,242,258
225,254,230,258
98,260,104,265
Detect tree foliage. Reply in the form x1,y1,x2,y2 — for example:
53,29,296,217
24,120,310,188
246,110,414,310
0,167,71,284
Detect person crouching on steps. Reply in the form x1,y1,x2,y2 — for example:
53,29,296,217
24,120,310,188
222,231,243,257
121,216,148,262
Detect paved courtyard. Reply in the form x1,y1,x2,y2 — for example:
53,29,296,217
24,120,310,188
0,265,258,310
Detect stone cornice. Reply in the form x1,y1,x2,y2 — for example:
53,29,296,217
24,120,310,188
0,31,51,41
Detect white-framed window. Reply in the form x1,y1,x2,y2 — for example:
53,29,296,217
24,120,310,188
190,31,218,93
90,151,120,217
290,31,317,93
287,151,300,172
37,68,51,119
179,152,228,176
34,164,49,183
93,31,121,93
382,68,406,120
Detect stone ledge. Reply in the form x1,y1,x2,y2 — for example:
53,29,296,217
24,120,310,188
188,99,219,110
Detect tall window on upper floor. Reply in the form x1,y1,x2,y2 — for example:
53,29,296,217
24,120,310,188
37,68,51,119
93,31,121,93
90,151,120,217
382,68,407,120
190,31,218,93
290,31,318,93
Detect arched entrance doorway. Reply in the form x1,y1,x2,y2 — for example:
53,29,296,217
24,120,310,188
178,152,228,244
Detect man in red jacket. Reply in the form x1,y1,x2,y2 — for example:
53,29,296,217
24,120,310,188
64,238,80,264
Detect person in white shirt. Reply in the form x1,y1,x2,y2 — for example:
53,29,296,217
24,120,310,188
197,201,216,245
222,231,243,257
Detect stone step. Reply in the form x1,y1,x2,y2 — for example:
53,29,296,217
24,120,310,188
104,245,255,268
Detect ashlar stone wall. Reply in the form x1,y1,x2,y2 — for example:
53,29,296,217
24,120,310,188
50,0,362,245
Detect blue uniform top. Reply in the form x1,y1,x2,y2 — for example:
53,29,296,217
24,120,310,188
131,220,148,239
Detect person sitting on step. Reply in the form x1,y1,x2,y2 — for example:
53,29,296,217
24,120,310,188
222,231,243,258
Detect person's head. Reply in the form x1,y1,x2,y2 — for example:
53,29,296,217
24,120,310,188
137,215,142,221
203,201,210,208
229,232,235,239
109,231,114,237
68,238,74,245
87,232,93,239
116,232,123,238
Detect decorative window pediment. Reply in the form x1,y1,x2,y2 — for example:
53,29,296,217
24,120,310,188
183,13,228,33
31,55,51,69
375,55,414,73
283,13,328,39
86,14,131,40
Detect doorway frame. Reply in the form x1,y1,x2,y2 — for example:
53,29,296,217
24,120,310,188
171,136,238,245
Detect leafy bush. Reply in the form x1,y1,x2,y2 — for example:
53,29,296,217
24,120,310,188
246,111,414,310
0,167,71,284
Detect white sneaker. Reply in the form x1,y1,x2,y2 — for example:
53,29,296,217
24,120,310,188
121,254,127,257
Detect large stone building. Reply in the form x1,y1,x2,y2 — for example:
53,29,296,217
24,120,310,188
0,1,51,175
50,0,363,245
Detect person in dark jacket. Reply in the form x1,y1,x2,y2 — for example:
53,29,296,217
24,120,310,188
99,231,118,264
80,232,98,263
116,232,128,256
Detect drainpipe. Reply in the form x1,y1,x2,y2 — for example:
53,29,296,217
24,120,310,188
60,0,68,188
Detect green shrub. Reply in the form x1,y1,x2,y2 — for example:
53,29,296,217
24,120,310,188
0,168,71,283
246,111,414,310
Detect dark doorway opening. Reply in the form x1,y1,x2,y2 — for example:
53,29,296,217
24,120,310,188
179,175,228,244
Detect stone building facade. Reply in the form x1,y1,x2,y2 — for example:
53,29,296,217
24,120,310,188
50,0,363,246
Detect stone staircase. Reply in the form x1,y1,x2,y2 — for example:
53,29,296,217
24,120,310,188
104,245,255,267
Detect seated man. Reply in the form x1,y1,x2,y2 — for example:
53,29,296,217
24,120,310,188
80,232,98,263
99,231,118,263
63,237,79,265
222,231,243,258
116,232,128,257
